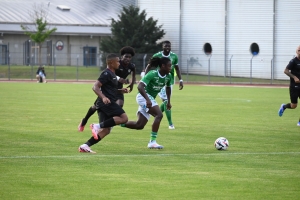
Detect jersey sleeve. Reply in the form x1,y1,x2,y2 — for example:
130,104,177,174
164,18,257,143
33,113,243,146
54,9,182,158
152,52,160,58
173,54,179,66
287,59,295,70
98,70,110,85
141,71,154,86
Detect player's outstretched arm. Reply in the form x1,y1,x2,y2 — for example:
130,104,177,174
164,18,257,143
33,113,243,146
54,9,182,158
127,68,136,92
118,88,129,94
137,82,152,108
92,80,110,104
166,86,172,110
175,65,184,90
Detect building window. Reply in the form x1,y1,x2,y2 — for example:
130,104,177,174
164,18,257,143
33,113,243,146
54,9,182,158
83,46,97,66
203,43,212,55
0,45,8,65
250,43,259,56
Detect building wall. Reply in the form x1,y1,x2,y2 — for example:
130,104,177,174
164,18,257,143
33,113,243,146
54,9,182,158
181,0,225,76
226,0,274,79
137,0,299,80
137,0,180,53
274,0,300,80
0,34,102,66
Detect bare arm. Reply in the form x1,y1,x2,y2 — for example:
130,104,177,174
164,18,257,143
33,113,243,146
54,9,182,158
137,82,152,108
284,67,300,83
127,68,136,92
166,86,172,110
92,80,110,104
175,65,184,90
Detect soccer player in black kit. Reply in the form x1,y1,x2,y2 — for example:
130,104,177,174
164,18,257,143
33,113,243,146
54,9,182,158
278,45,300,126
79,53,129,153
78,46,136,132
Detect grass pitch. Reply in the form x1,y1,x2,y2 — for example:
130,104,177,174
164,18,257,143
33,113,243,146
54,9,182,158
0,82,299,200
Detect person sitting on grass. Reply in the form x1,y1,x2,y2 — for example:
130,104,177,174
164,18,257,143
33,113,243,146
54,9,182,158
36,66,47,83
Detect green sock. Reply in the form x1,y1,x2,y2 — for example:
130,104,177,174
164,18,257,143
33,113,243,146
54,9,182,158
120,124,126,127
150,132,158,141
165,108,173,126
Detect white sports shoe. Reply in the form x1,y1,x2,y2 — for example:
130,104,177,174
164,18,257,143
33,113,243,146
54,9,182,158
78,144,96,153
147,141,164,149
168,125,175,129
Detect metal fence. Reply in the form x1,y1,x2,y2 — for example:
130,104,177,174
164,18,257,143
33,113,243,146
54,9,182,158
0,51,291,85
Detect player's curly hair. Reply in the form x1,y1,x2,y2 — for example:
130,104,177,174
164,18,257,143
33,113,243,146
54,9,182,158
120,46,135,57
148,57,170,68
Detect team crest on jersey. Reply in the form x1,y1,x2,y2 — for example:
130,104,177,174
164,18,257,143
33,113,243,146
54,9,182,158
104,72,108,75
128,69,131,73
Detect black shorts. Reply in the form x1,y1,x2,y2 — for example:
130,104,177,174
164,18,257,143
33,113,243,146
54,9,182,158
116,93,124,101
289,85,300,104
95,100,125,123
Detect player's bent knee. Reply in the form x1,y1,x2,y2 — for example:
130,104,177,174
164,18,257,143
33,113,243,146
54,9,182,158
120,115,128,124
135,123,145,130
155,113,163,120
291,104,297,109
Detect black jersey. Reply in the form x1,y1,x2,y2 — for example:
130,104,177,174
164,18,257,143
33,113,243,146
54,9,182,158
97,68,119,103
36,67,46,76
287,57,300,86
115,61,135,89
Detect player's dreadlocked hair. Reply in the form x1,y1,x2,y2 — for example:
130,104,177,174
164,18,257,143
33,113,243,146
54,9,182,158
148,57,170,68
120,46,135,57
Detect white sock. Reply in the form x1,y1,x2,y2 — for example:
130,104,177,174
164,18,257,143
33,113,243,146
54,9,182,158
94,123,100,129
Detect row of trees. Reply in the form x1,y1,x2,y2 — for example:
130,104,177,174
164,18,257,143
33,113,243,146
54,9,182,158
21,4,165,68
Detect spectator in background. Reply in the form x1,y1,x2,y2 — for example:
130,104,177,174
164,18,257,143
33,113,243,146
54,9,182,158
36,66,47,83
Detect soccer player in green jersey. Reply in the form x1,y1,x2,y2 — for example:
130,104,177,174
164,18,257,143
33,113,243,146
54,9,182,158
121,56,172,149
145,40,184,129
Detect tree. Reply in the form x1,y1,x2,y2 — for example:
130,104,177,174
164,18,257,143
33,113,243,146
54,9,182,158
21,3,57,67
100,5,166,54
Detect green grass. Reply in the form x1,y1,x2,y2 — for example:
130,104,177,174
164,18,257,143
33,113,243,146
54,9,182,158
0,82,299,200
0,65,290,85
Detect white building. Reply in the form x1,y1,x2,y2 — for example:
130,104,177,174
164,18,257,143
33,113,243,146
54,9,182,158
137,0,300,80
0,0,135,66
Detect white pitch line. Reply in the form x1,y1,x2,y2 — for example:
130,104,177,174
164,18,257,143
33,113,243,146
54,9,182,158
0,152,299,159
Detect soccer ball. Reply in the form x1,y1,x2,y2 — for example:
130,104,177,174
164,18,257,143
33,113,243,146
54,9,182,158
214,137,229,150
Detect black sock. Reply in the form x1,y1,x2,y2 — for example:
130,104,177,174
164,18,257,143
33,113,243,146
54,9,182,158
284,103,291,109
100,118,116,128
86,136,101,147
82,106,97,126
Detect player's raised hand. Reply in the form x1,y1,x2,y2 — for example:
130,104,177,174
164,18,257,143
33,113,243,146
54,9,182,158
121,88,129,94
119,78,130,84
127,83,134,93
146,99,152,108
